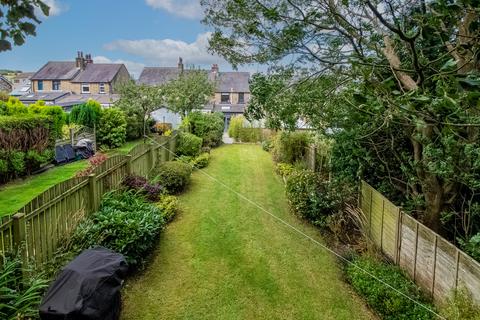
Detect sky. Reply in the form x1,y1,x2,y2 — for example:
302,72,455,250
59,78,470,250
0,0,258,79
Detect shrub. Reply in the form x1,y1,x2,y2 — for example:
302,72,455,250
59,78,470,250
238,127,262,142
122,175,164,201
0,97,27,115
441,288,480,320
182,111,224,147
70,190,165,267
458,233,480,262
75,153,108,177
156,194,179,222
228,115,244,140
275,162,295,178
345,255,436,320
69,99,102,128
272,131,312,164
0,255,49,320
285,171,349,226
191,152,210,169
152,161,192,194
177,132,202,157
154,122,172,135
97,108,127,149
28,102,66,139
125,115,143,140
262,139,273,152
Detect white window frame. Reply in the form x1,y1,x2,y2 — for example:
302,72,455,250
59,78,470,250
81,83,90,94
99,83,105,94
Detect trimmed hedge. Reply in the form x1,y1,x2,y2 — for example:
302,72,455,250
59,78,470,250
177,132,203,157
0,115,55,182
272,131,311,164
152,161,192,194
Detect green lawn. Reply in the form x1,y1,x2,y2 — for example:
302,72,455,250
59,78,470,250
0,160,88,216
121,144,375,320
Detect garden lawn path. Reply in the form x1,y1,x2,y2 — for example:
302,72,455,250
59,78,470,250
121,144,375,320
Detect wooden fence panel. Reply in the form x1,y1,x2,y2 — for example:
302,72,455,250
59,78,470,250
361,180,480,304
0,135,177,268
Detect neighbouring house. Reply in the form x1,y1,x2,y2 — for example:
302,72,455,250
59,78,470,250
9,72,34,96
20,52,130,107
0,75,13,93
138,58,250,129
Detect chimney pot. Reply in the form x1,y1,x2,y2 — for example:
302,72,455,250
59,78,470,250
178,57,184,73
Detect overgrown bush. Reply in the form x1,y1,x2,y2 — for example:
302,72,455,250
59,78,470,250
152,161,192,194
97,108,127,149
272,131,311,164
262,139,273,152
69,99,102,128
28,101,66,138
441,288,480,320
177,132,202,157
345,255,436,320
228,115,244,140
122,175,164,201
182,111,224,147
69,190,165,267
75,153,108,177
0,255,49,320
285,170,350,226
238,127,262,142
156,194,179,222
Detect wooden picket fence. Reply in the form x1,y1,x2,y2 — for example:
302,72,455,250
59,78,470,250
0,134,177,267
360,180,480,303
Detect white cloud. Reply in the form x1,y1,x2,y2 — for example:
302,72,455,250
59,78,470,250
104,32,225,67
93,56,146,79
145,0,202,19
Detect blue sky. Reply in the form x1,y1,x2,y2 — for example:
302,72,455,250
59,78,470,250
0,0,256,78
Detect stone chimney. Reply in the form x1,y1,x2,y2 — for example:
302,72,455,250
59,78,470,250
85,53,93,65
211,64,219,74
178,57,184,73
75,51,87,70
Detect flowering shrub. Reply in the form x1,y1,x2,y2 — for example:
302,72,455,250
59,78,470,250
122,175,164,201
75,153,108,177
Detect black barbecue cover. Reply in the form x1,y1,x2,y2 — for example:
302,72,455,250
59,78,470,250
39,247,128,320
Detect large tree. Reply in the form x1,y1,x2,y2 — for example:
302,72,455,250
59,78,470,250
201,0,480,235
162,69,215,118
0,0,50,51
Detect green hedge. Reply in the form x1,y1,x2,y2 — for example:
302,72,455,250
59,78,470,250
272,131,311,164
97,108,127,148
0,115,55,183
183,111,224,147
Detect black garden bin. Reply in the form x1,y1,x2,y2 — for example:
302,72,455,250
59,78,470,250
39,247,128,320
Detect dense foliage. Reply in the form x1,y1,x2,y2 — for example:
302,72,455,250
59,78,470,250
177,132,203,157
228,115,262,142
0,113,55,183
68,100,102,129
345,256,436,320
152,161,192,194
201,0,480,241
96,107,127,149
0,255,48,320
70,191,166,267
122,175,164,201
271,131,311,165
191,152,210,169
182,111,224,147
156,195,178,222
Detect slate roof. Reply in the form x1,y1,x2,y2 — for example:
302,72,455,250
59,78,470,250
138,67,183,85
19,91,69,102
71,64,124,83
14,72,34,80
215,72,250,93
55,93,120,106
138,67,250,93
31,62,79,80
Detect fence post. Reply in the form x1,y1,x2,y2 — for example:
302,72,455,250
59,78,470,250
69,127,74,146
125,155,132,175
380,199,385,251
431,234,438,299
88,174,99,213
394,208,402,264
13,213,27,265
454,249,460,289
413,222,419,281
149,144,155,171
